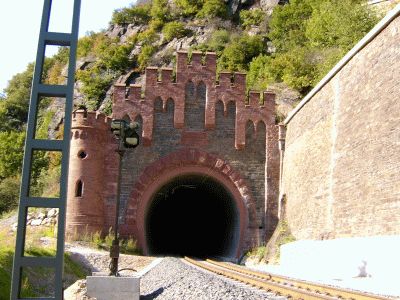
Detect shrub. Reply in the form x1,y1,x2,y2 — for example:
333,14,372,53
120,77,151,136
149,18,165,31
268,0,313,52
151,0,171,22
76,69,114,110
247,54,274,90
240,9,266,29
136,28,158,45
138,45,157,70
111,3,152,25
98,42,132,72
218,34,265,72
77,33,97,58
272,47,318,93
305,0,378,51
162,21,190,42
194,29,231,54
197,0,228,19
174,0,204,17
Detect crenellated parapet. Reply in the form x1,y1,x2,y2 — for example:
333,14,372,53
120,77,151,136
71,110,113,143
235,91,276,149
112,51,276,149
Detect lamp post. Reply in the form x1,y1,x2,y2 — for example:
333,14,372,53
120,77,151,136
109,119,139,276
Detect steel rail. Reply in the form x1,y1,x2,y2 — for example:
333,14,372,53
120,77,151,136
184,257,393,300
205,259,392,300
184,257,334,300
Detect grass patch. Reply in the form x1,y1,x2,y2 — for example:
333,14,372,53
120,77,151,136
246,245,267,263
0,224,89,299
68,227,141,255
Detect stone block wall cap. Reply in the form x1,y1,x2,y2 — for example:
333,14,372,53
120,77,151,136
114,83,126,87
161,67,174,71
219,71,232,74
177,50,188,53
146,66,158,70
191,50,203,54
206,52,217,56
130,84,142,87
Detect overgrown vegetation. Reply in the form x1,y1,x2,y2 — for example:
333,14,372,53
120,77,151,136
254,0,379,93
0,223,88,299
68,227,141,255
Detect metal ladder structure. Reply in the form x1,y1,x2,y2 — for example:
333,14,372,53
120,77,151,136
11,0,81,298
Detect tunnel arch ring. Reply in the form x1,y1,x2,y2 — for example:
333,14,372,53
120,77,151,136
126,149,257,259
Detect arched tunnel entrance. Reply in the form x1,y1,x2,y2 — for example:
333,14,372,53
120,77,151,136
145,174,240,258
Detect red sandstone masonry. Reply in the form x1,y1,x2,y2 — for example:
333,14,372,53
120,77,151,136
67,51,280,256
112,51,275,148
66,110,118,237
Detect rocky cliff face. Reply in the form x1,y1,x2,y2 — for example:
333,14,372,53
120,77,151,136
69,0,297,122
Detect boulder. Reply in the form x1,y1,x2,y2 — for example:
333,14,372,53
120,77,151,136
47,208,58,218
31,219,42,226
38,212,46,220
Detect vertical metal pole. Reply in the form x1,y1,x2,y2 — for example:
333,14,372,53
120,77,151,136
10,0,81,298
110,130,125,276
278,124,286,220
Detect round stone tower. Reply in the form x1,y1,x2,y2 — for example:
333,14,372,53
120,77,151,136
66,109,112,238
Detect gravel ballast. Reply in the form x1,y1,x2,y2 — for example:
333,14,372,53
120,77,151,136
140,257,286,300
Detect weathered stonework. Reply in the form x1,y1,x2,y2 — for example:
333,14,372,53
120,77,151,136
282,11,400,240
66,51,280,257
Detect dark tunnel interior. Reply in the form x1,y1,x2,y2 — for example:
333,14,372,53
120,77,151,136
145,174,240,258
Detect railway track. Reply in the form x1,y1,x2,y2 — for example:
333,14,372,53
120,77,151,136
184,257,393,300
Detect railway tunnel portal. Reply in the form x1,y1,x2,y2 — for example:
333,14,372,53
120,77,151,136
66,51,280,259
146,174,240,258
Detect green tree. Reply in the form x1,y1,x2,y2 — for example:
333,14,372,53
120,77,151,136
306,0,378,51
0,176,21,214
0,131,25,180
264,0,378,93
1,64,34,131
268,0,313,52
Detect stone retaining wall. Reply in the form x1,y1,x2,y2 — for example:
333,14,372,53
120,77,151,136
281,7,400,239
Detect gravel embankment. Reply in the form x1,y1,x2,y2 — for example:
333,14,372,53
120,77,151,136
140,257,286,300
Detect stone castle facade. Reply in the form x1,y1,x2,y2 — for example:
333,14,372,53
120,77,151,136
66,51,280,258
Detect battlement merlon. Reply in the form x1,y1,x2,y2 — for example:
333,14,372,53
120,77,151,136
176,51,217,72
72,110,112,130
239,91,276,110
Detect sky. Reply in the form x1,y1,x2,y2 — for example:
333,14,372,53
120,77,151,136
0,0,136,93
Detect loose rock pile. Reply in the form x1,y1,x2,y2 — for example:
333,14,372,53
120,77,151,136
11,208,58,231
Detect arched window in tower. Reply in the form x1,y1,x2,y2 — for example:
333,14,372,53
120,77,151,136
75,180,83,197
